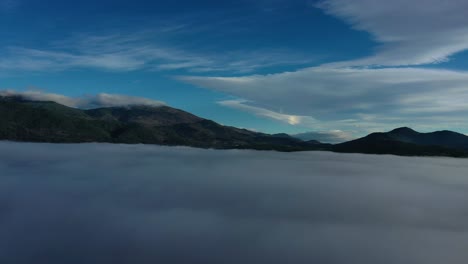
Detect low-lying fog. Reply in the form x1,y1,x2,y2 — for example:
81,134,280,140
1,142,468,264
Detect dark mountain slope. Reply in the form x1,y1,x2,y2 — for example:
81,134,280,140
386,127,468,151
2,96,468,157
0,96,325,151
0,97,115,142
333,130,468,157
86,105,203,126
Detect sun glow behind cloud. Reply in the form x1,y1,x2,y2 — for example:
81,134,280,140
217,99,315,126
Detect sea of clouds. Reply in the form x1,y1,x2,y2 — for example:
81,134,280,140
1,142,468,264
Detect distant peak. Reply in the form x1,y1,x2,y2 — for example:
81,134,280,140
307,139,322,144
389,127,417,134
271,133,292,138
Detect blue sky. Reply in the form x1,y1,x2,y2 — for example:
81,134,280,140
1,0,468,142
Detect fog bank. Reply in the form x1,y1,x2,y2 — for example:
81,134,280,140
1,142,468,264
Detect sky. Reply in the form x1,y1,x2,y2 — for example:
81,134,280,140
2,142,468,263
1,0,468,140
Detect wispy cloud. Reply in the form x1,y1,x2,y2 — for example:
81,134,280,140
178,1,468,135
317,0,468,66
0,90,165,109
0,32,313,73
182,67,468,135
218,99,317,126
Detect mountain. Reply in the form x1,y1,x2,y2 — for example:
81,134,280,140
86,105,203,126
0,96,327,151
386,127,468,151
2,96,468,157
291,131,351,144
333,127,468,157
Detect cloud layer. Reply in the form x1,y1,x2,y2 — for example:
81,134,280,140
0,33,311,74
318,0,468,66
179,0,468,135
1,142,468,263
182,67,468,133
0,90,165,109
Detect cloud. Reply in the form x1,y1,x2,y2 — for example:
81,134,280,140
317,0,468,66
1,142,468,263
218,99,317,126
0,33,312,73
0,47,147,71
293,130,353,143
0,90,165,109
181,67,468,134
178,1,468,135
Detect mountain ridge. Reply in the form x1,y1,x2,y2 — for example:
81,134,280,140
0,96,326,151
333,128,468,157
1,95,468,157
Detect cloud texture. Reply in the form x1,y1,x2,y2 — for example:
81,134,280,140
0,90,165,109
218,99,316,126
0,33,311,73
318,0,468,66
181,0,468,135
182,67,468,133
1,142,468,263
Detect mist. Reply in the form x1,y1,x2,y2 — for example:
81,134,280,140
1,142,468,264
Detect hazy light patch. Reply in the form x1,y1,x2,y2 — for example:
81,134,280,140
293,130,353,143
217,99,316,127
1,142,468,263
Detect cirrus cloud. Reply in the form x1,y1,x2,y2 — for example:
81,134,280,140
0,33,313,74
181,67,468,134
317,0,468,66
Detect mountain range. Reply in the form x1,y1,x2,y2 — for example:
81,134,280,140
332,127,468,157
0,96,327,152
1,95,468,157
